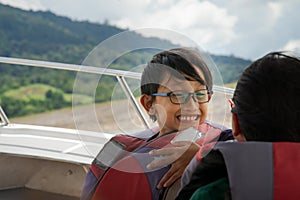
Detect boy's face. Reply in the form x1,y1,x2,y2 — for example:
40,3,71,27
142,70,209,135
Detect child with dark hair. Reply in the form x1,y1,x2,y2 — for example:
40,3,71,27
140,48,213,136
81,47,232,200
177,51,300,200
232,52,300,142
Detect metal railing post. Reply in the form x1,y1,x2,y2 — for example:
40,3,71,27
116,76,151,129
0,106,10,126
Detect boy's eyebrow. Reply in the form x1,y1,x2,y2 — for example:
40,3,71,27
170,79,206,86
159,82,207,92
176,73,206,85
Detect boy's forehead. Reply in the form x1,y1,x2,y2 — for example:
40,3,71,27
159,65,206,88
159,77,204,92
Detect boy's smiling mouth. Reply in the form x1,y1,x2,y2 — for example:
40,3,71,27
177,114,200,122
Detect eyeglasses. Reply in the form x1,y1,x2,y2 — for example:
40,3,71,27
152,89,213,104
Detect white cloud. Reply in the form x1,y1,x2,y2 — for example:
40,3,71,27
0,0,45,11
268,2,283,20
112,0,238,50
264,2,284,30
282,39,300,52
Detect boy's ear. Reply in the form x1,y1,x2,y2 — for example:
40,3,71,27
232,113,246,142
208,94,212,102
140,94,153,112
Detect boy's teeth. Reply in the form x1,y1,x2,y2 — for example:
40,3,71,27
179,115,198,121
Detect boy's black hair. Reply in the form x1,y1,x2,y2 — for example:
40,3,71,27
232,52,300,142
141,48,213,96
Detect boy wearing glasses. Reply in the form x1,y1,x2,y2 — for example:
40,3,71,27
140,48,213,136
81,48,232,200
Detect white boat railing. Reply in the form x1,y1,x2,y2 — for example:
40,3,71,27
0,56,150,128
0,56,234,129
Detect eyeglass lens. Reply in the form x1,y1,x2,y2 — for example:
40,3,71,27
170,91,208,104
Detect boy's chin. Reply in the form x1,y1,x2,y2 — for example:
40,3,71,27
178,121,199,130
173,126,201,142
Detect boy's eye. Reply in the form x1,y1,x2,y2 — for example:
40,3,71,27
195,93,205,99
170,92,186,102
171,93,185,98
173,93,185,97
167,90,209,104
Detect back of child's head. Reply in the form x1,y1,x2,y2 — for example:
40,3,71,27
233,51,300,142
141,48,212,96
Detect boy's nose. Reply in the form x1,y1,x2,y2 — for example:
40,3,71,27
183,94,198,108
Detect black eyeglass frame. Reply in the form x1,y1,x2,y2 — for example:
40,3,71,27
152,89,213,105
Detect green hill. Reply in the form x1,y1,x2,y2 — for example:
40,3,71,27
1,83,92,117
0,4,122,63
4,84,61,101
0,3,173,63
211,54,251,84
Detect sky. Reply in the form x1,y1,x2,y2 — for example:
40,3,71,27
1,0,300,60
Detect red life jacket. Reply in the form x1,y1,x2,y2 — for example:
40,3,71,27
81,121,228,200
216,142,300,200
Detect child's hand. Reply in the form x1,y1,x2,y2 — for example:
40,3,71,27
147,141,200,189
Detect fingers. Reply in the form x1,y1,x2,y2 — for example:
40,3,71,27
149,147,177,156
149,142,192,157
147,154,177,170
157,167,173,189
157,164,182,189
155,142,201,189
170,140,193,147
148,142,198,170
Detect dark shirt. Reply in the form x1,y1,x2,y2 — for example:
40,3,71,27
176,129,232,200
